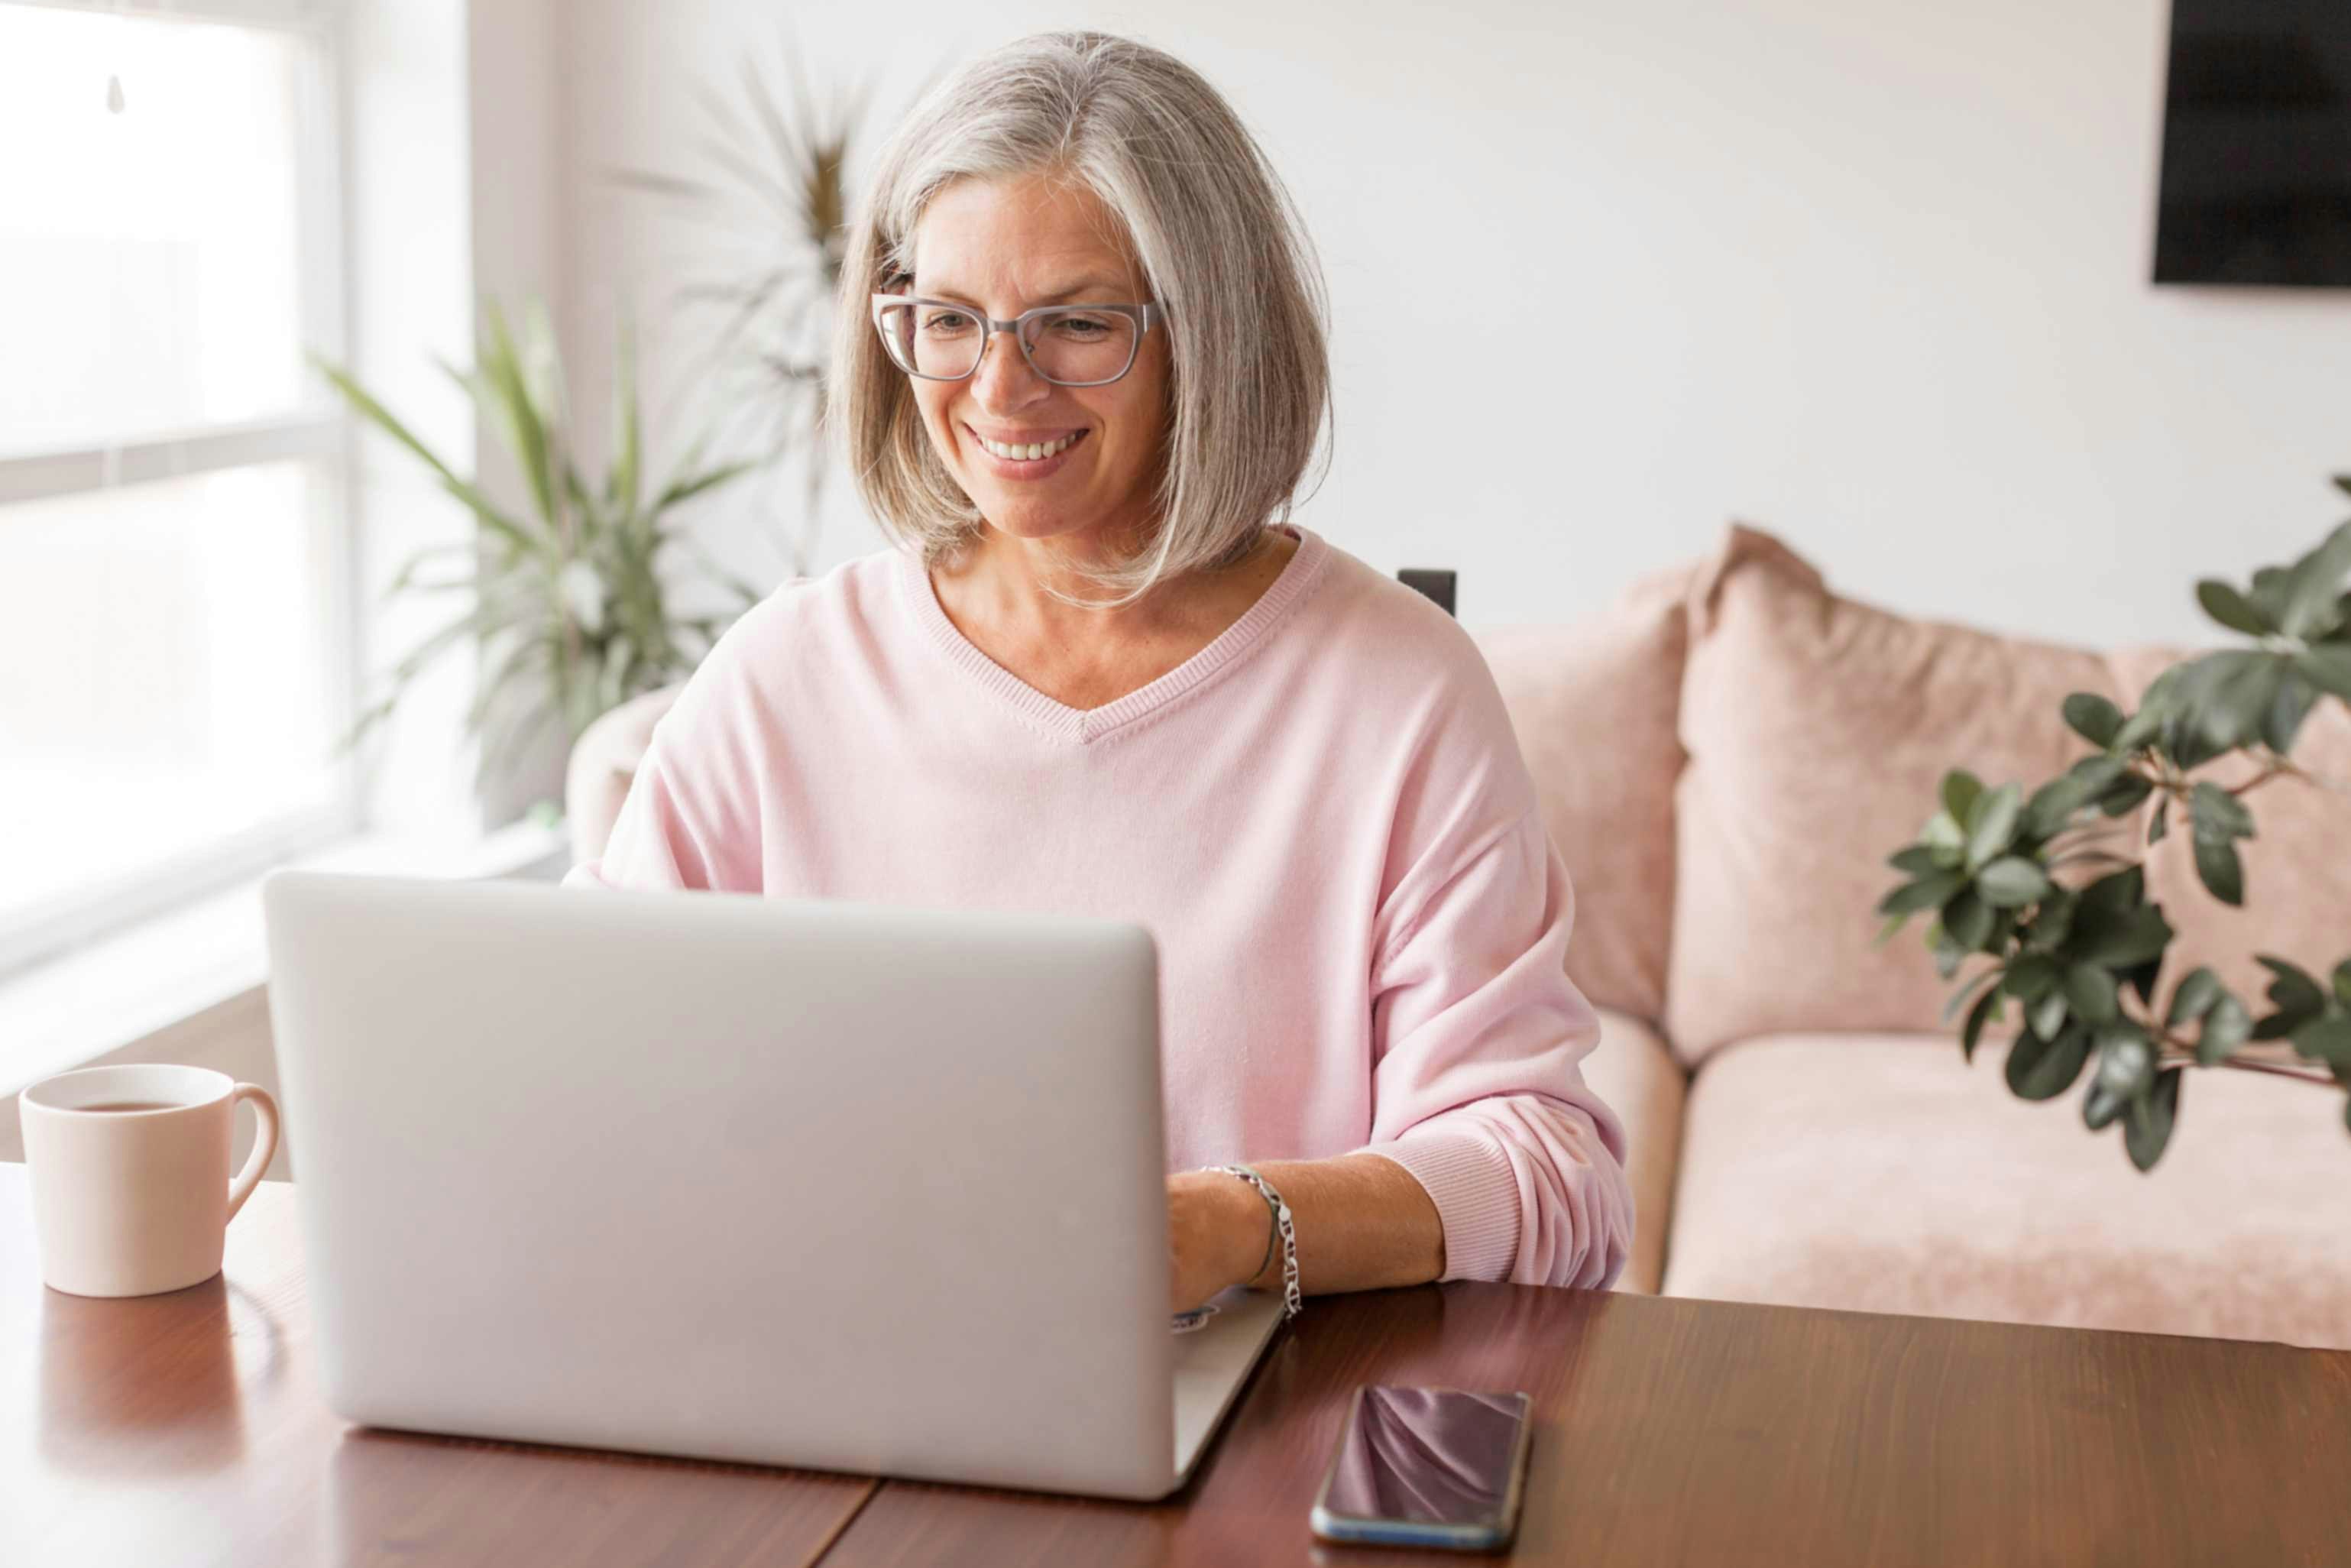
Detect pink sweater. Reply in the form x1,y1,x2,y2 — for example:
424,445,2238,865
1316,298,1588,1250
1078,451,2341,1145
563,523,1633,1289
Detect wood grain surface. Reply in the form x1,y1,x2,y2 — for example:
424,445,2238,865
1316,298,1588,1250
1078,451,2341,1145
821,1277,2351,1567
0,1165,872,1568
8,1160,2349,1568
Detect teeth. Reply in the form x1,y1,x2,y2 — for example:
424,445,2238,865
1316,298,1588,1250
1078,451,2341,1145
980,432,1078,461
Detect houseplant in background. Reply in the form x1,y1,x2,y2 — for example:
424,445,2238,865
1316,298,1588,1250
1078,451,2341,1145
609,28,898,581
1879,484,2351,1170
311,298,764,816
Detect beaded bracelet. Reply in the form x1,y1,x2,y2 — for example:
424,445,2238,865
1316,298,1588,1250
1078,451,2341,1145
1211,1164,1302,1319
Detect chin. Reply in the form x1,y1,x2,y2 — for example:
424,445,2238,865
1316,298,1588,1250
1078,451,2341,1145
968,494,1093,542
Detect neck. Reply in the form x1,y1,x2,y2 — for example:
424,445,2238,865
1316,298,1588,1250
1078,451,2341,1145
944,520,1285,637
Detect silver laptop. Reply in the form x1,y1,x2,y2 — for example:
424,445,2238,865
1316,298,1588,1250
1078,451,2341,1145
260,870,1286,1500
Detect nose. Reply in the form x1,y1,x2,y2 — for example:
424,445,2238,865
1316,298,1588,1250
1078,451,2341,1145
967,326,1049,412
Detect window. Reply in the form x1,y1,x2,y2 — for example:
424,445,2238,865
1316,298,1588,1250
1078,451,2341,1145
0,0,353,981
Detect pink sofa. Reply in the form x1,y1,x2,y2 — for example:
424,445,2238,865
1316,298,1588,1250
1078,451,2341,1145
566,525,2351,1349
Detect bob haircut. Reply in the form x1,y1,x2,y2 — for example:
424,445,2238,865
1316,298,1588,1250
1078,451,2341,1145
828,31,1332,606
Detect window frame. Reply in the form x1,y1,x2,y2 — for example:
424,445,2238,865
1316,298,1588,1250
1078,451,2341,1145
0,0,362,983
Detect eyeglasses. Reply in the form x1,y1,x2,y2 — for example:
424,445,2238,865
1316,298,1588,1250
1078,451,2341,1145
870,293,1163,387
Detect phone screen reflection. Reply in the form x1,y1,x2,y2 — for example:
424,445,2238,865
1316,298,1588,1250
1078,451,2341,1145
1320,1386,1526,1526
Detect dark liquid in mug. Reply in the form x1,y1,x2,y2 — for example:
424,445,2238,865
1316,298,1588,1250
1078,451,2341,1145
79,1101,182,1113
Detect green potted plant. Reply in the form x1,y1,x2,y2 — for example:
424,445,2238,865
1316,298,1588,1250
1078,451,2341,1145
1879,485,2351,1169
312,298,764,805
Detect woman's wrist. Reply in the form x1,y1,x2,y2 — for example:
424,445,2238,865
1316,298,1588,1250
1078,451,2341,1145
1176,1168,1276,1293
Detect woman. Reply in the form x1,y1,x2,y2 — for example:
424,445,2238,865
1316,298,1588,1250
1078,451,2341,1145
566,31,1633,1314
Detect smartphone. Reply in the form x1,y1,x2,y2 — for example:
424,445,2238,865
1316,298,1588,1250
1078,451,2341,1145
1308,1385,1534,1551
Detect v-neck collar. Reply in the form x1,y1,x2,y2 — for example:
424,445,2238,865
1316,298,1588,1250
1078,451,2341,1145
896,523,1331,745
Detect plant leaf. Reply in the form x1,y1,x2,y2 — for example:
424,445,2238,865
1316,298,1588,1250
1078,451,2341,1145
2291,1015,2351,1067
2252,955,2328,1038
2074,904,2175,968
1933,928,1967,980
2031,887,2077,950
611,317,643,523
1888,845,1942,876
656,459,759,514
2194,652,2288,753
2165,966,2223,1029
2002,953,2061,1002
1964,782,2024,871
2192,837,2244,906
2149,797,2169,845
2279,520,2351,639
2093,1022,2155,1102
2064,964,2119,1025
1941,769,1985,827
312,352,549,559
2123,1067,2181,1171
2097,773,2155,817
1880,870,1966,917
2031,988,2069,1041
2251,566,2295,627
2263,672,2320,756
2197,579,2274,637
2006,1025,2091,1101
478,298,561,533
2074,864,2145,932
2061,692,2125,748
2067,755,2131,792
2298,646,2351,704
2112,704,2165,754
2021,774,2092,841
1945,889,1996,951
1961,986,2002,1063
2188,779,2255,842
2197,992,2251,1066
1976,856,2053,909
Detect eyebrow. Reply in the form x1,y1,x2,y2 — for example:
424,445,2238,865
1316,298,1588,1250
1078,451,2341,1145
915,277,1134,309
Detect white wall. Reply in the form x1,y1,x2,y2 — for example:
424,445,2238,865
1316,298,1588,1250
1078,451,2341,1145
467,0,575,825
342,0,484,838
552,0,2351,647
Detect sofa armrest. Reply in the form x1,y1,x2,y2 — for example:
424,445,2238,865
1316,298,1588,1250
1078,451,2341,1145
1581,1006,1688,1294
563,682,688,870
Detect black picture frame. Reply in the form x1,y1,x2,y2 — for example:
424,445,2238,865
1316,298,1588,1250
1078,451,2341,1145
2155,0,2351,287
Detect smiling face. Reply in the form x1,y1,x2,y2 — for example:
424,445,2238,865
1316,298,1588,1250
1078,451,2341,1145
903,170,1171,559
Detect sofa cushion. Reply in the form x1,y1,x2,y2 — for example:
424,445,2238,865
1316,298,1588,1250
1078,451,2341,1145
1578,1008,1686,1295
1660,1032,2351,1349
2108,645,2351,1032
1666,525,2130,1065
1477,562,1691,1026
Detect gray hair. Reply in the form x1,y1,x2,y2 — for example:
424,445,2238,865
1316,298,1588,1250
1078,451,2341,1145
828,31,1332,607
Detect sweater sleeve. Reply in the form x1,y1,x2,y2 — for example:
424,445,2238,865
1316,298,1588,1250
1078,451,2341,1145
559,744,721,892
1353,797,1635,1291
560,661,767,895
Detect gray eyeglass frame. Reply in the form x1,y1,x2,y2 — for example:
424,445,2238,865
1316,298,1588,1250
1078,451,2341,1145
869,293,1164,387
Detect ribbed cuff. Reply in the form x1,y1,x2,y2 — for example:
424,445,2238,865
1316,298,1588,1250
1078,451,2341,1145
1358,1131,1520,1283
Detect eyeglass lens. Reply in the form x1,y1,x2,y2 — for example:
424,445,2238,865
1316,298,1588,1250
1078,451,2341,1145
877,303,1139,385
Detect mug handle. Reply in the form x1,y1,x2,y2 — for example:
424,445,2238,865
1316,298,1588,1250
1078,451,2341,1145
225,1084,280,1224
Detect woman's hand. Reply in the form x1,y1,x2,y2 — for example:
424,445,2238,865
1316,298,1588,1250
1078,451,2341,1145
1165,1169,1271,1314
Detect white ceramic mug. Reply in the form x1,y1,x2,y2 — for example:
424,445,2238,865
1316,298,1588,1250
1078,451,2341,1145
18,1064,280,1298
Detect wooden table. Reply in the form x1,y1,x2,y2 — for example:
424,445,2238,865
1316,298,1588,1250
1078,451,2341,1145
7,1163,2349,1567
